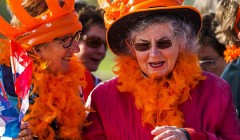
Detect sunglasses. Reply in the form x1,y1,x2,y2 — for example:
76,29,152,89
133,37,174,52
57,31,81,48
82,35,107,50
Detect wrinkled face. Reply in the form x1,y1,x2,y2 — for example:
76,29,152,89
130,23,180,79
75,25,106,72
198,45,227,76
37,32,80,74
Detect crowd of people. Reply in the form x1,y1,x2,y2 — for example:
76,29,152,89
0,0,239,140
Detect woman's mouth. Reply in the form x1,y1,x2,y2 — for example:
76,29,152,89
63,56,72,61
149,61,165,68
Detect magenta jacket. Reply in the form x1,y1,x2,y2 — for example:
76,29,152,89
83,72,240,140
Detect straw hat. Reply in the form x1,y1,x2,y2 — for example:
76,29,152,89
98,0,202,56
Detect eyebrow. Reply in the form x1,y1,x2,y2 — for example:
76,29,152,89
55,34,72,40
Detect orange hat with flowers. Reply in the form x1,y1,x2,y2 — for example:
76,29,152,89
0,0,82,51
98,0,202,56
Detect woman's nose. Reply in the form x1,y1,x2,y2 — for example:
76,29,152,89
97,44,106,54
70,40,80,53
149,44,160,56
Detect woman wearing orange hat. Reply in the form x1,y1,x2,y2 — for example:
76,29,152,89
83,0,240,139
0,0,87,139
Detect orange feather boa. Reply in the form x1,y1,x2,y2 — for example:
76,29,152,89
24,58,87,139
0,39,10,66
114,53,206,127
224,45,240,63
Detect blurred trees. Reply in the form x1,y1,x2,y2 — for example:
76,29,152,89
0,0,11,22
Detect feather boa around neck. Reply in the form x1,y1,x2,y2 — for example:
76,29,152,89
114,53,206,127
24,59,87,139
0,39,10,66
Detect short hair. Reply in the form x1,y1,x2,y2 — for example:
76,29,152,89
74,1,105,34
126,14,197,54
197,12,225,57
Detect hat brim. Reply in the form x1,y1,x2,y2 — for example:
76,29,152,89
107,6,202,56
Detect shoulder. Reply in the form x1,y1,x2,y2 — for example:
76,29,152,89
86,78,122,108
221,58,240,80
201,71,230,91
193,71,232,102
86,77,119,105
94,77,118,90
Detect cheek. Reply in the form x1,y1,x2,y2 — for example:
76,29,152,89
135,52,148,69
79,45,94,56
165,49,179,68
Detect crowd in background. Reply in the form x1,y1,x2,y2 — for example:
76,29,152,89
0,0,240,139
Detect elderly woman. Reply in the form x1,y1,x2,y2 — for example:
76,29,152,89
0,0,86,139
83,0,240,140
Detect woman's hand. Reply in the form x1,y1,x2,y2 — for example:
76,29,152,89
13,121,33,140
151,126,188,140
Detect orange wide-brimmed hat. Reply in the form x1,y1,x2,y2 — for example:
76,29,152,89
98,0,202,56
0,0,82,51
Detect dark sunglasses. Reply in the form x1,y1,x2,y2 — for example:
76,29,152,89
57,31,81,48
133,38,174,52
82,35,107,50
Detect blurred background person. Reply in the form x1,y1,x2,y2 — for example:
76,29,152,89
193,0,219,14
215,0,240,118
74,1,106,100
197,12,227,76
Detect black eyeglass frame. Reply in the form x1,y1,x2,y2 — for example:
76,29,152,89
199,57,219,69
56,31,82,48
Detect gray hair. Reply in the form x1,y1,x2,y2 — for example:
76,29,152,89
126,14,197,55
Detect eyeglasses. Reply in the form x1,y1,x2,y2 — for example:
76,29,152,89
82,35,107,50
57,31,81,48
199,57,219,70
133,37,175,52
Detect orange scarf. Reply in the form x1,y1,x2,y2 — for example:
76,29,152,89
114,53,206,127
24,59,87,139
0,39,10,66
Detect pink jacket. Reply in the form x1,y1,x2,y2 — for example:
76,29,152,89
83,72,240,140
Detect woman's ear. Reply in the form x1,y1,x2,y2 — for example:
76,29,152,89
125,39,137,57
32,46,42,57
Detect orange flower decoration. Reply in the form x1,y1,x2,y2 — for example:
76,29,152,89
97,0,184,28
224,45,240,63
